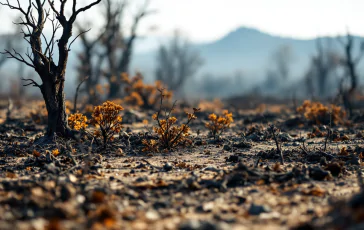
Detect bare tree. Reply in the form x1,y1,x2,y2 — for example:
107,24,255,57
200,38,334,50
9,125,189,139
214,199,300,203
312,38,340,97
0,39,11,68
101,0,155,99
337,31,364,117
75,21,107,104
0,0,101,139
155,30,203,94
0,32,23,70
303,60,316,100
270,45,294,80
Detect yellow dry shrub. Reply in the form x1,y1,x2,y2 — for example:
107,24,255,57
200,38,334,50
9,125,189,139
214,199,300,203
297,100,346,125
121,72,172,108
143,107,198,152
90,101,124,147
68,113,88,131
205,110,234,139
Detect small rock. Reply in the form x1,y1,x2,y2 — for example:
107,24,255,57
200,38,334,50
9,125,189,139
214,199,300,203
349,154,360,165
135,176,148,182
76,195,85,204
233,141,252,149
202,202,215,212
260,211,280,220
195,139,205,146
226,155,240,163
325,162,343,177
246,133,264,142
163,162,173,171
309,166,331,181
319,157,328,166
236,196,247,204
204,166,221,173
178,220,223,230
68,174,78,183
146,210,160,221
60,184,76,201
248,203,271,215
223,145,232,151
337,181,346,186
248,189,259,194
153,201,169,209
45,163,59,174
226,172,247,187
279,133,293,142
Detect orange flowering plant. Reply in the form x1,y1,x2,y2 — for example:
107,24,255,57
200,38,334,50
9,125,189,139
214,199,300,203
142,90,199,152
205,110,234,139
297,100,346,125
121,72,173,109
68,113,88,131
90,101,124,148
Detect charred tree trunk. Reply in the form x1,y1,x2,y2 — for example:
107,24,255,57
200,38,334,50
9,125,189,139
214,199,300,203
108,82,121,99
107,42,134,99
1,0,102,140
41,78,71,137
337,32,363,117
102,0,153,99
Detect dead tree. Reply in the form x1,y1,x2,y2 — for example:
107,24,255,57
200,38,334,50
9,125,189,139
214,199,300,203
312,38,340,97
0,39,10,68
337,31,364,117
155,30,203,94
0,0,101,138
0,33,23,69
270,45,294,80
102,0,154,99
304,60,316,100
75,21,107,104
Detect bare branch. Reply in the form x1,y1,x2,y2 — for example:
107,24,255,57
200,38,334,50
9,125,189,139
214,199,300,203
47,0,60,17
1,49,35,68
73,76,89,113
68,28,91,51
21,78,41,89
70,0,102,23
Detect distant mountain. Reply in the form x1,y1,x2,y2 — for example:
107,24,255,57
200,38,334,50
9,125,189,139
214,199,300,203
131,27,364,98
131,27,326,79
1,27,363,98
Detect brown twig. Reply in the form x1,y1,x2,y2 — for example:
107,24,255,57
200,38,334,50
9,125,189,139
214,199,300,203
357,166,364,191
323,111,332,152
73,76,89,113
6,97,13,121
269,125,284,165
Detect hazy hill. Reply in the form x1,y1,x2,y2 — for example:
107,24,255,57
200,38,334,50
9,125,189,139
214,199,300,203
131,27,364,98
1,27,363,98
132,27,318,81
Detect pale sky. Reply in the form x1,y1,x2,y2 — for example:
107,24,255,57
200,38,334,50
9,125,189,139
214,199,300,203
145,0,364,41
0,0,363,42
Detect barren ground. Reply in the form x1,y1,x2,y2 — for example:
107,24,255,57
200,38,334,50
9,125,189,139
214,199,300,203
0,99,364,230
